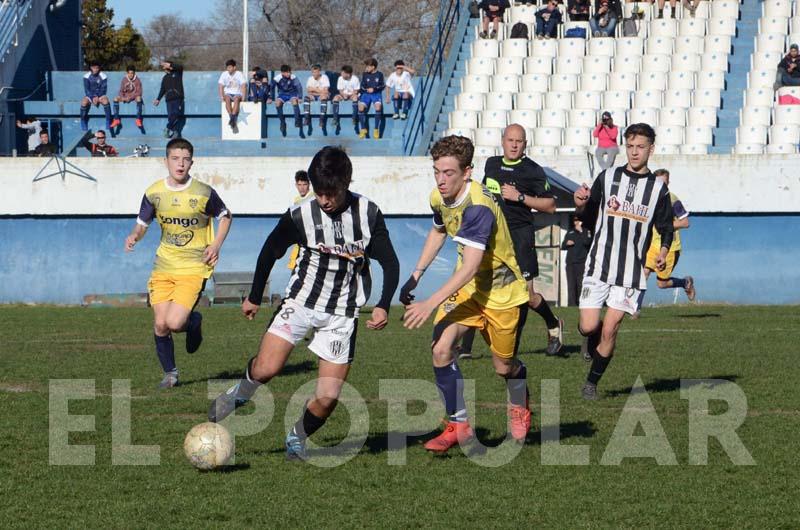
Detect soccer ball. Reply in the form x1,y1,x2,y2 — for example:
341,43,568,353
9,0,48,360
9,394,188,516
183,422,234,470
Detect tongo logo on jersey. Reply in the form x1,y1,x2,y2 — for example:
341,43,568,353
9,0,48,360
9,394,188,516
159,215,200,228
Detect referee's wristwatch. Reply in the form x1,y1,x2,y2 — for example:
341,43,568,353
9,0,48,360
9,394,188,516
517,193,525,203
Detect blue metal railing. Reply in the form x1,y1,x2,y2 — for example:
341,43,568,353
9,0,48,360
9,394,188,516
0,0,33,63
401,0,471,155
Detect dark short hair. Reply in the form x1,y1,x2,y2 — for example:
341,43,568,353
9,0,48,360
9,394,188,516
280,64,291,72
341,65,353,74
225,59,236,67
89,60,100,68
126,65,136,72
308,146,352,193
430,135,474,171
311,64,321,70
95,129,107,137
653,168,670,178
166,138,194,157
295,170,309,183
394,60,405,67
364,58,378,68
623,122,656,144
39,129,48,136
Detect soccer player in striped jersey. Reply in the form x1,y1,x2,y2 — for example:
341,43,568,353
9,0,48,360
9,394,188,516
401,135,532,452
125,138,232,389
208,146,399,461
573,123,674,400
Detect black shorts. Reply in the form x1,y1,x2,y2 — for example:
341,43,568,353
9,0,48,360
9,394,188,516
509,225,538,281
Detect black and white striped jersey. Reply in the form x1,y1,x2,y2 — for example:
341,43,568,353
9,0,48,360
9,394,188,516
579,166,674,290
248,192,399,318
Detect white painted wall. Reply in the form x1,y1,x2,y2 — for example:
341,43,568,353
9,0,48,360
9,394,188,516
4,154,799,215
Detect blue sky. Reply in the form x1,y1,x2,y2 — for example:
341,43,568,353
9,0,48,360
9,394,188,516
107,0,218,30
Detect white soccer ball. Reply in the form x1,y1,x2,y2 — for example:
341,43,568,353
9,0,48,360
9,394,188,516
183,422,234,470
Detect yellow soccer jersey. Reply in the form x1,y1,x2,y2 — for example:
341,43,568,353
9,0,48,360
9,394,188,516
430,180,528,310
649,191,687,253
287,192,314,269
137,177,229,278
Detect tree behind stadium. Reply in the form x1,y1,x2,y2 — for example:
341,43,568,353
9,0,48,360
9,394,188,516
82,0,151,70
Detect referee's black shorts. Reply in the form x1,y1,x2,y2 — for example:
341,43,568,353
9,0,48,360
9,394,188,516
509,225,538,281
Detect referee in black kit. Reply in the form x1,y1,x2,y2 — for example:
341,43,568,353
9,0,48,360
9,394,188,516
456,124,565,359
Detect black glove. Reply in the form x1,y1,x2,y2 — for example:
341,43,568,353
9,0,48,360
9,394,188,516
399,275,418,305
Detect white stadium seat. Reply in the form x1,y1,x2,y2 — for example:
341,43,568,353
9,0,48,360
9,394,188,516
777,86,800,99
659,107,687,127
740,106,772,127
530,38,558,58
633,89,664,109
737,125,768,144
665,89,693,108
704,35,732,55
473,145,498,157
680,144,709,155
656,125,684,145
760,16,790,35
763,0,793,18
588,37,616,57
528,145,557,158
558,38,586,58
752,51,784,71
580,73,608,91
693,89,722,108
702,53,729,73
668,71,695,90
604,108,629,126
474,127,503,147
485,92,514,110
502,39,530,58
509,5,537,24
480,110,508,129
684,126,713,144
583,56,611,74
608,72,637,91
708,18,737,37
748,69,777,89
688,107,718,127
675,36,703,55
653,144,680,155
472,39,499,58
569,109,598,128
550,73,579,92
467,58,495,75
574,90,602,110
629,107,659,126
792,15,800,33
671,53,701,73
515,92,545,110
603,90,632,109
697,71,726,90
733,143,765,155
495,57,524,75
559,145,588,156
540,109,568,128
646,36,674,56
521,73,549,93
509,109,539,129
765,143,798,154
462,74,490,94
555,56,583,75
613,56,642,74
616,37,644,57
689,0,711,19
564,127,592,146
769,124,800,144
545,91,574,110
641,54,671,73
679,18,706,38
450,110,479,129
639,71,667,91
756,34,787,54
534,127,563,146
492,74,519,93
745,88,775,107
649,19,677,38
774,105,800,125
525,57,553,75
446,127,474,141
456,93,484,111
712,0,740,19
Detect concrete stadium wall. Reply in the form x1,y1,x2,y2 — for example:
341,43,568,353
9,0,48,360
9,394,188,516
2,154,799,216
1,215,798,306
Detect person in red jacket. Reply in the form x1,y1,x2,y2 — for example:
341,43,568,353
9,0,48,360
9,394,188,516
111,65,144,132
593,111,619,170
81,130,118,157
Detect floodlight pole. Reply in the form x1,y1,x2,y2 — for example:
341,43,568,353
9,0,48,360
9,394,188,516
243,0,249,75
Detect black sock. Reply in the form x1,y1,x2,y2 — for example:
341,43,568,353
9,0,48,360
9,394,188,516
531,298,559,330
669,277,687,289
154,333,175,373
587,355,612,385
460,328,476,352
292,406,327,440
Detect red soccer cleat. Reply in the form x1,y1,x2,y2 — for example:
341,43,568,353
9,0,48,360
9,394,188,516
424,420,474,453
508,403,531,443
135,118,143,128
110,118,121,129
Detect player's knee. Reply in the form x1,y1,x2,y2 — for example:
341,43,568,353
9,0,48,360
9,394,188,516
251,354,280,381
494,362,514,378
430,340,453,363
166,315,188,333
153,319,170,336
657,279,671,289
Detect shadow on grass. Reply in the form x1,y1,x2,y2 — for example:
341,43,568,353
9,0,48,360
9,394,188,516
676,313,722,319
524,344,582,358
181,360,316,386
605,375,739,398
204,463,251,473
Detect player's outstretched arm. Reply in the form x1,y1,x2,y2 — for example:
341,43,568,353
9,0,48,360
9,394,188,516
399,226,447,305
124,223,147,252
366,210,400,330
403,245,483,330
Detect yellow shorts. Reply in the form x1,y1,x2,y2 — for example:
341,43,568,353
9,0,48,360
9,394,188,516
645,248,680,281
433,289,523,359
147,272,206,310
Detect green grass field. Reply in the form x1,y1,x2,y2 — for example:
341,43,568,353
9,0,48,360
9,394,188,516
1,305,798,528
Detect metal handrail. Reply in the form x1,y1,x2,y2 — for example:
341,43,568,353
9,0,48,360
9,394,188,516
401,0,470,155
0,0,33,63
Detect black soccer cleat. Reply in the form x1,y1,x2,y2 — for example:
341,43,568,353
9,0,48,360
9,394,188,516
186,311,203,353
581,382,599,401
545,318,564,356
208,383,250,422
279,121,287,137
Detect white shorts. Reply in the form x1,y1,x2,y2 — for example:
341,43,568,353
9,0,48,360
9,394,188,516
267,298,357,364
579,276,645,315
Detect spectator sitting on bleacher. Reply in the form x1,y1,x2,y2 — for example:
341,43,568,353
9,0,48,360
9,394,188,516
535,0,562,39
111,65,144,132
385,60,416,121
777,44,800,88
268,64,305,139
644,0,677,19
568,0,591,21
358,58,386,139
590,0,620,37
593,111,619,170
682,0,702,18
32,130,56,157
248,71,269,103
153,60,185,139
16,116,42,154
80,61,112,132
478,0,510,39
303,64,331,136
81,129,118,157
332,64,360,133
218,59,247,134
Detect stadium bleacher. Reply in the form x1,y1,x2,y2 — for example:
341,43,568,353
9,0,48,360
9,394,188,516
436,0,800,158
